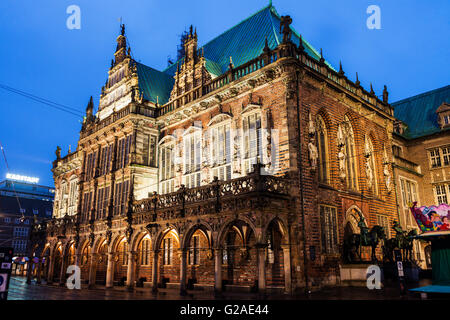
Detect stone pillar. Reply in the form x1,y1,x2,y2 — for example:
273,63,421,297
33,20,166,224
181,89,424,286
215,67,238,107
58,255,67,286
47,255,54,284
214,248,223,294
36,259,42,284
26,260,34,284
282,244,292,294
126,251,136,291
105,252,115,288
179,248,187,295
151,250,159,293
74,253,81,267
257,244,267,294
88,253,97,289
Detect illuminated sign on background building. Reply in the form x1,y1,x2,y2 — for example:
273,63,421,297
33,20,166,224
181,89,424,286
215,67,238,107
6,173,39,184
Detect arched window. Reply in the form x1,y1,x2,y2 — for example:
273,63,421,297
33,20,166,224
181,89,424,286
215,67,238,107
316,115,329,184
208,114,232,181
140,237,151,266
242,109,263,174
68,177,78,215
343,116,358,190
183,127,202,188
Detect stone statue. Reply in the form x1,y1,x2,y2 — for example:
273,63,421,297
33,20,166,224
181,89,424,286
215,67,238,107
383,85,389,104
56,146,61,160
308,112,316,137
365,159,373,189
382,146,392,193
279,15,293,43
338,147,346,180
308,140,318,169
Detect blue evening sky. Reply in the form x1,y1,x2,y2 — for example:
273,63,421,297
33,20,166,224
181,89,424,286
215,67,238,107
0,0,448,187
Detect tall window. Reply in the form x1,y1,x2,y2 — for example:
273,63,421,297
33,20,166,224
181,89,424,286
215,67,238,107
442,146,450,166
184,129,201,188
376,215,390,239
140,238,150,265
85,151,98,180
68,178,78,215
96,186,110,220
163,237,173,265
118,240,128,266
116,135,132,169
210,122,232,181
143,134,157,167
319,205,338,254
59,181,68,216
430,149,442,168
316,116,329,184
400,178,419,227
435,185,449,204
242,112,262,174
343,117,358,190
189,235,200,265
113,181,129,216
159,142,175,194
82,191,93,222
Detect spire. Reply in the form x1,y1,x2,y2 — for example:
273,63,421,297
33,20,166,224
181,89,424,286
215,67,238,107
370,83,375,95
319,48,325,64
355,72,360,87
114,23,128,66
338,61,344,76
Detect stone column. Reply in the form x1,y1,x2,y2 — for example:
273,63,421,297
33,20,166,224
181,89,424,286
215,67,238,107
214,248,223,294
88,253,97,289
179,248,187,295
282,244,292,294
74,253,80,267
47,255,54,284
58,255,67,286
151,250,159,293
26,260,34,284
256,244,267,294
105,252,114,288
36,259,42,284
126,251,136,291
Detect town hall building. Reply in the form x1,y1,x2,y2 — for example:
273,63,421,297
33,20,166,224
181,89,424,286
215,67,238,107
30,4,399,294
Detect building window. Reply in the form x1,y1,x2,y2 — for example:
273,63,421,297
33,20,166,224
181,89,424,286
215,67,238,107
442,146,450,166
339,117,358,190
376,215,390,239
189,235,200,265
210,122,232,181
140,238,150,266
163,237,173,265
430,149,442,168
316,116,329,184
159,143,175,194
118,241,128,266
435,184,449,204
13,227,29,237
114,181,129,216
242,112,262,174
4,217,11,223
12,240,27,252
400,178,419,227
184,129,202,187
82,191,93,222
319,205,338,254
20,208,26,214
116,135,132,169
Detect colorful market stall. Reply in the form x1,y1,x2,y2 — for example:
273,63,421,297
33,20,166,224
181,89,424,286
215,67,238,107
409,202,450,294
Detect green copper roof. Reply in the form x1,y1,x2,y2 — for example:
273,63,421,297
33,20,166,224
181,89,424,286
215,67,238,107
163,5,334,77
135,61,174,104
393,85,450,139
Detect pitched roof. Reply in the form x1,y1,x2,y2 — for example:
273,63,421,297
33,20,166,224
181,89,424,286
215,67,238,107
163,5,334,77
392,85,450,139
135,61,174,104
135,4,333,105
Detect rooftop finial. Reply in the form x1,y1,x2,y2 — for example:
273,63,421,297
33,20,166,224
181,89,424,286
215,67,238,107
121,23,125,36
355,72,360,86
370,82,375,95
338,61,344,76
383,85,389,103
320,48,324,63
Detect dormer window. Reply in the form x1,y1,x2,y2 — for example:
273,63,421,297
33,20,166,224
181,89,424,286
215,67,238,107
436,102,450,129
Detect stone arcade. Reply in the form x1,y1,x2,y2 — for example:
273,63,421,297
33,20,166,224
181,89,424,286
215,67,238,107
29,5,398,294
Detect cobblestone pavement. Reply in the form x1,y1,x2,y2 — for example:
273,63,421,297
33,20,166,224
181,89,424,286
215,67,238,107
5,276,440,300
